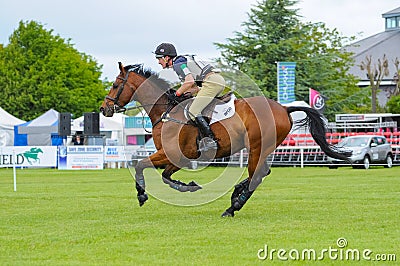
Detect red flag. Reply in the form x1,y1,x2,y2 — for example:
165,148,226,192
309,88,326,113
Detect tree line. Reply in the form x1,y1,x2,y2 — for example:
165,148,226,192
1,0,399,122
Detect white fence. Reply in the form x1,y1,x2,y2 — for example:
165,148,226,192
2,145,400,169
216,145,400,168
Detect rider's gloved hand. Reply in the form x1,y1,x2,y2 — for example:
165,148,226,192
168,91,181,104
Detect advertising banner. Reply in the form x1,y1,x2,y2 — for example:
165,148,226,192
58,146,104,170
0,146,57,168
309,88,327,114
277,62,296,104
104,146,127,162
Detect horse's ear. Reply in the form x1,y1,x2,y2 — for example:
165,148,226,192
118,62,125,75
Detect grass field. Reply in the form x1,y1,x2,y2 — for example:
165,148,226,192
0,166,399,265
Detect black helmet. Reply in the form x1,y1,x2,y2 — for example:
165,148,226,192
154,43,177,58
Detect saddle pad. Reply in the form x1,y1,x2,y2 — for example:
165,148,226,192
183,95,236,124
210,95,236,124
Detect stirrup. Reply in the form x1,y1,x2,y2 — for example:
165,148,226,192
199,137,218,152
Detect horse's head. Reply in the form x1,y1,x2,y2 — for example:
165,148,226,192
100,62,144,117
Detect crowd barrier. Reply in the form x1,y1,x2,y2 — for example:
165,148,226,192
281,132,400,146
2,140,400,169
219,145,400,168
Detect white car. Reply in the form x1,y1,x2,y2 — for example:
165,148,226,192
328,135,393,169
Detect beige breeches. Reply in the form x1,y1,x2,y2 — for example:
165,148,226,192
189,73,225,119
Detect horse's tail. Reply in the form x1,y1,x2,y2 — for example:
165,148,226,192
286,106,352,160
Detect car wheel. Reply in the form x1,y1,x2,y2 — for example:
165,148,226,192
362,156,370,169
384,154,393,168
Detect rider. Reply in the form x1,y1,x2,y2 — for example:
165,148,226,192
154,42,225,151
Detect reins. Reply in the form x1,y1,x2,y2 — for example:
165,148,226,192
120,101,191,133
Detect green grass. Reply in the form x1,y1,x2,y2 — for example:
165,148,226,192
0,167,399,265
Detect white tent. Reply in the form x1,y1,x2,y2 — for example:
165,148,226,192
14,109,60,146
0,107,25,146
72,113,127,144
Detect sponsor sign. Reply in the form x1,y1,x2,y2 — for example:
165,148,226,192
58,146,104,170
0,146,57,168
104,146,127,162
309,88,327,114
277,62,296,104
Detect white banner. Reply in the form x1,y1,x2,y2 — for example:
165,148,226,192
104,146,127,162
0,146,57,168
58,146,104,170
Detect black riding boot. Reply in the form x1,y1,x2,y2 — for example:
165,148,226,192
194,115,218,151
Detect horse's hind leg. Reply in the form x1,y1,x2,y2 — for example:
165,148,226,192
221,178,252,217
221,154,271,217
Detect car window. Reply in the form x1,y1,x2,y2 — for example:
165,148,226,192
377,137,385,145
340,137,369,147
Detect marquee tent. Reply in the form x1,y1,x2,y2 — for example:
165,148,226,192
0,107,25,146
14,109,62,146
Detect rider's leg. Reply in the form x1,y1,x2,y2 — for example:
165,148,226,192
189,73,225,151
194,115,218,150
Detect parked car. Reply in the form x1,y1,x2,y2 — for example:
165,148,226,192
328,135,393,169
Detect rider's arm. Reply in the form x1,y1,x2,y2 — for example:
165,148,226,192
172,56,196,96
176,72,195,96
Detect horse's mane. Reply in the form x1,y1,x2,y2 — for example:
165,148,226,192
124,64,171,91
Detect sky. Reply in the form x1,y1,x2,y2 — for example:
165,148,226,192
1,0,399,81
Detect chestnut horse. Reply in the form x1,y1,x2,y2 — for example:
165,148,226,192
100,63,350,217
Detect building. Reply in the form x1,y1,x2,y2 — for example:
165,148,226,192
345,6,400,107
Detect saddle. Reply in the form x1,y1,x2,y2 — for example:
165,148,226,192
167,89,234,118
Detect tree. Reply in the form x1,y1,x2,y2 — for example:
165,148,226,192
359,54,389,113
0,20,109,121
215,0,361,120
386,57,400,113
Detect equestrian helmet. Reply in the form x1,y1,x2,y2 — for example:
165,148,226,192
154,43,177,58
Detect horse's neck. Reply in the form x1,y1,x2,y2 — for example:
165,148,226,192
134,82,168,125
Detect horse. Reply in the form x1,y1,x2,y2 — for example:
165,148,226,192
100,62,350,217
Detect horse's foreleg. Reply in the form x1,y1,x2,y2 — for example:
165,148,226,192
134,150,171,206
161,165,202,192
134,158,151,206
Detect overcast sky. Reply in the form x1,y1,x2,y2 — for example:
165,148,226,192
1,0,398,81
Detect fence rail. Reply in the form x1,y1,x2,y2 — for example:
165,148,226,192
199,145,400,168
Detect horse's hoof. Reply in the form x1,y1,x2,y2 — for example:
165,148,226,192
233,201,242,210
188,181,202,192
221,210,234,217
138,193,148,207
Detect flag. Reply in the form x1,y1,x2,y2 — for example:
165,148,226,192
309,88,326,114
277,62,296,104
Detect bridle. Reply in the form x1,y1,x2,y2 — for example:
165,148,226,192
104,65,142,113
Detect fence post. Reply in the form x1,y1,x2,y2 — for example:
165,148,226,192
239,149,244,168
300,147,304,168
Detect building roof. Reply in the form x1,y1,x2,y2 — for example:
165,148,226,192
345,6,400,83
382,7,400,17
345,30,400,82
